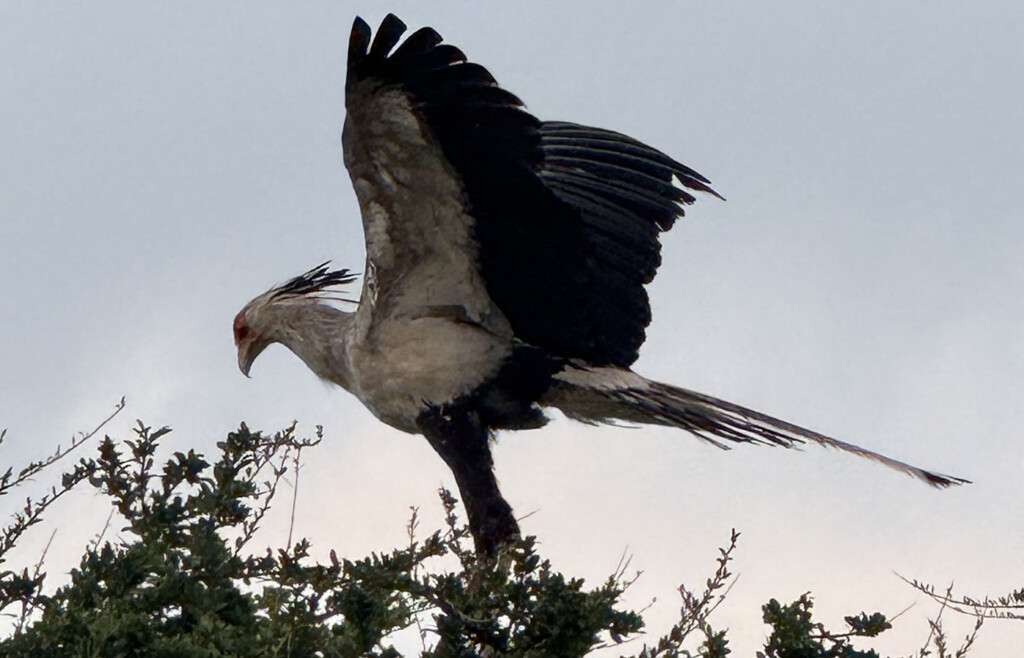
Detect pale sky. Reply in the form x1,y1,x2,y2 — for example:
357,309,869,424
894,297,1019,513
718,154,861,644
1,2,1022,654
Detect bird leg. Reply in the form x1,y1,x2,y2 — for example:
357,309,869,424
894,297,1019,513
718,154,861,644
417,403,520,558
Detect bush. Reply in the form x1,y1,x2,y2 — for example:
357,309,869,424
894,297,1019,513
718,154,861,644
0,414,989,657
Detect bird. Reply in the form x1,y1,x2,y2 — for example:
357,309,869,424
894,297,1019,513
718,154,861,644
234,14,967,556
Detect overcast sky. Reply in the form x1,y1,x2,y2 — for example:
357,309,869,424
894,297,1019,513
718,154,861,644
2,2,1021,654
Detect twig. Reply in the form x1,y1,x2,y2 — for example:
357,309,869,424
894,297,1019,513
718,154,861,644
286,438,304,549
1,397,125,495
15,528,56,634
89,508,116,553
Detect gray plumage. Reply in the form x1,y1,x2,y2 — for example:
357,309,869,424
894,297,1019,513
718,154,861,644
234,15,967,555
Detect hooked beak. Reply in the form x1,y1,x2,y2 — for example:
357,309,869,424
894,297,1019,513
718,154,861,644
237,337,268,378
238,349,253,378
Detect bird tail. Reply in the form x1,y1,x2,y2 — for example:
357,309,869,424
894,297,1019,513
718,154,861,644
543,365,968,488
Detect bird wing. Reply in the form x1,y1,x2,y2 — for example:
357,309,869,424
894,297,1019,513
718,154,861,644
344,14,720,364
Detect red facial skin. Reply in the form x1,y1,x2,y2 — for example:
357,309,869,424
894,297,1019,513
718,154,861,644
234,310,260,376
233,311,250,347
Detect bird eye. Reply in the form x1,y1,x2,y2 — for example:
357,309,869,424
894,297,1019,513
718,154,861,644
233,313,250,344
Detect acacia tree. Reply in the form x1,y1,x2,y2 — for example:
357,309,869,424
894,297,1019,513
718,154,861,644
0,412,989,657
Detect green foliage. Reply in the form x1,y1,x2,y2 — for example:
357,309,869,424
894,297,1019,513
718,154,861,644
0,401,125,632
0,422,650,657
633,530,738,658
0,417,991,657
759,594,890,658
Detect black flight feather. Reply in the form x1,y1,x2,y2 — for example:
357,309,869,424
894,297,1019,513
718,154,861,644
368,14,406,61
347,15,721,366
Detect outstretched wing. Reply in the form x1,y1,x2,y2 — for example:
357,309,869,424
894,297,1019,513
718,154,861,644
345,14,720,365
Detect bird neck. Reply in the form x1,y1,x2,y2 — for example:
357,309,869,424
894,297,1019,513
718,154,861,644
271,302,356,391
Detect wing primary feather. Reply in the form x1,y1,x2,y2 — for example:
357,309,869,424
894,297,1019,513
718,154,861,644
426,62,496,86
544,143,676,177
548,141,724,201
541,122,724,199
541,166,689,224
412,44,468,72
542,184,661,269
390,26,443,62
349,17,371,65
544,156,692,202
543,181,655,243
436,84,525,110
368,14,407,60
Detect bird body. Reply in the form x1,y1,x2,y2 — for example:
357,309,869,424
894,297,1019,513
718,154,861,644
339,69,527,434
235,14,966,555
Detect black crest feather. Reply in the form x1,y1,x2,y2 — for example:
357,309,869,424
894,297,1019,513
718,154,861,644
271,263,358,300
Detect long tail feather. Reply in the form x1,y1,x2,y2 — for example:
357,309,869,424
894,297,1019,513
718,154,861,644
545,365,969,488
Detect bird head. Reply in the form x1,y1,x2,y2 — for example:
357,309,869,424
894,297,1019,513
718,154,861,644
234,263,358,377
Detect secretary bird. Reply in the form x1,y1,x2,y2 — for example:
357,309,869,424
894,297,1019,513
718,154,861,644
234,14,966,556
